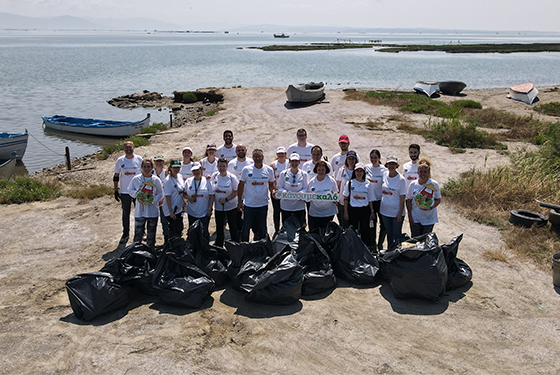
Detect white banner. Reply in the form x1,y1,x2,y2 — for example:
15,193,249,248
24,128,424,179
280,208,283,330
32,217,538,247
275,191,339,202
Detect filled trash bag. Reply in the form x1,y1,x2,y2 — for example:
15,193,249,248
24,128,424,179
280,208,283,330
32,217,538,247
330,226,380,284
225,235,276,283
272,215,301,254
239,248,304,305
293,229,337,295
100,242,158,295
66,272,130,321
309,221,344,259
441,234,472,290
187,221,230,287
152,243,215,308
381,233,448,301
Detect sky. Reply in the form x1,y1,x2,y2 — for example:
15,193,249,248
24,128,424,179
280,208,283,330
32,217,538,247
1,0,560,32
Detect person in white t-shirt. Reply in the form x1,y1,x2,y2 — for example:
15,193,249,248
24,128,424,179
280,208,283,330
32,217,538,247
216,130,237,162
179,146,194,182
302,145,332,179
365,149,388,251
270,146,288,234
113,140,143,244
331,134,361,172
183,162,214,230
127,159,164,250
212,157,240,246
406,158,441,238
380,156,407,250
335,150,358,228
287,128,314,163
237,149,275,242
201,143,218,179
343,162,377,247
163,159,185,239
228,143,254,180
152,154,169,242
276,153,308,228
403,143,421,190
306,160,338,231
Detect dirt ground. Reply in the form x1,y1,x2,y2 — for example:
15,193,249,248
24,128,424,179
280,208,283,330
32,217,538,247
2,87,560,375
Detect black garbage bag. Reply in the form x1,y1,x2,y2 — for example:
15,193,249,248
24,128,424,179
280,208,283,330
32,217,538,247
441,234,472,290
310,221,344,259
66,272,130,321
187,221,229,287
330,226,380,284
239,248,304,305
293,229,337,295
100,243,159,295
225,236,275,284
152,243,215,308
381,233,448,301
272,215,301,253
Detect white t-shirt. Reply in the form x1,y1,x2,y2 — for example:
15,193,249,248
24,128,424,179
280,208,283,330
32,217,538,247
201,157,218,178
212,172,239,211
335,166,354,203
180,161,193,182
127,174,164,218
162,174,185,217
380,172,407,218
330,152,361,172
228,157,254,180
307,175,339,218
277,168,308,211
216,144,237,162
403,161,419,190
365,164,388,201
184,177,214,218
240,164,275,208
407,178,441,225
343,179,376,208
301,160,333,179
271,159,289,180
114,154,143,194
287,142,314,163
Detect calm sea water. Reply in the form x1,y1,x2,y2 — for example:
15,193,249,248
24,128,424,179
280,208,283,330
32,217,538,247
1,29,560,173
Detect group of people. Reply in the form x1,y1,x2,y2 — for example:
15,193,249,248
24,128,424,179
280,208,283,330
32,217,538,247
113,129,441,251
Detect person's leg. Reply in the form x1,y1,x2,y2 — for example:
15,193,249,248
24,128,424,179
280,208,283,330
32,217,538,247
411,222,423,238
421,224,434,236
188,214,198,229
200,215,210,231
226,208,239,243
235,210,244,240
374,201,387,251
381,215,395,250
214,210,226,247
281,209,292,226
133,217,146,244
337,204,349,229
347,205,360,232
159,206,169,241
241,206,257,242
272,197,282,234
358,206,372,247
254,206,268,241
295,210,306,228
308,215,319,232
146,217,158,249
394,217,404,248
121,193,133,238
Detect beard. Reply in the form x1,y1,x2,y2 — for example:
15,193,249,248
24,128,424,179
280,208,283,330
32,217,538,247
237,151,246,159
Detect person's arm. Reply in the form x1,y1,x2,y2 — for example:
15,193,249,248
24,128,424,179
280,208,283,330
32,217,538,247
406,198,414,223
343,180,350,222
237,180,245,211
397,195,406,222
430,198,441,211
113,172,121,201
207,194,215,217
166,195,176,220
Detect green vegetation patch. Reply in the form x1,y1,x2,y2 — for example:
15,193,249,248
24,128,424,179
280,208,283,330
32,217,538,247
425,118,506,152
0,176,61,204
97,136,151,160
65,183,113,202
377,43,560,54
534,102,560,117
139,122,168,135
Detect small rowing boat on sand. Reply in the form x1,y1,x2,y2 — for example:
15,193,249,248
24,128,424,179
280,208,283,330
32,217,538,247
42,114,151,137
285,82,325,103
438,81,467,95
0,131,28,160
507,83,539,105
413,81,440,97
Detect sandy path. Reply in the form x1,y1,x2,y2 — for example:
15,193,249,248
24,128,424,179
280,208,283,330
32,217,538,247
1,87,559,374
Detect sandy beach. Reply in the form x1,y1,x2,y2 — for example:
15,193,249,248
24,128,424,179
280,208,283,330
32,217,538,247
2,86,560,374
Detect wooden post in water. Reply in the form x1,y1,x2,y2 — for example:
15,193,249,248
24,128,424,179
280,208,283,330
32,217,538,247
170,113,173,128
65,147,71,170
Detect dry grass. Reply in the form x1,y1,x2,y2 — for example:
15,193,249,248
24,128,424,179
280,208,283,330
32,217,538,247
64,183,113,203
482,247,510,262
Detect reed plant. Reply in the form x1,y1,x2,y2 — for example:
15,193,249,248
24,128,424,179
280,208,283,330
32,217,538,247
0,176,60,204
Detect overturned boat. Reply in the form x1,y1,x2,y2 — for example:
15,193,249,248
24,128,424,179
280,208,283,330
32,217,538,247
413,81,440,97
285,82,325,103
438,81,467,95
507,83,539,105
42,114,150,137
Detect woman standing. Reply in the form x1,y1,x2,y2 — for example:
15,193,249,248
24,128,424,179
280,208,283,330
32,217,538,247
201,143,218,179
335,150,358,228
406,158,441,238
343,162,377,247
162,159,185,239
365,149,388,250
270,146,288,234
212,158,240,247
128,159,164,250
380,156,407,250
153,154,169,242
276,153,308,227
184,162,214,229
307,161,339,232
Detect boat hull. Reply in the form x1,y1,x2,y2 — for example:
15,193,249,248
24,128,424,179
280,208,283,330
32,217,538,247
0,158,16,179
285,82,325,103
0,132,28,160
438,81,467,95
414,81,440,97
507,83,539,105
42,114,151,137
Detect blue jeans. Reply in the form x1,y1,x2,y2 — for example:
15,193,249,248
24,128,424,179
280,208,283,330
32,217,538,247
134,217,158,249
382,214,404,250
242,205,268,242
120,193,134,237
159,206,169,238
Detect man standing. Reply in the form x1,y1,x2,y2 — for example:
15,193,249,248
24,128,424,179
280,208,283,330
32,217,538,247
302,145,332,179
287,128,314,163
331,134,360,172
228,144,253,180
113,140,143,244
237,149,275,242
403,144,421,190
217,130,237,162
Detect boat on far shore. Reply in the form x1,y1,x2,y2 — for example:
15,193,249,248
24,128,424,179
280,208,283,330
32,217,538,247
273,33,289,38
42,114,151,137
285,82,325,103
507,82,539,105
413,81,440,97
0,131,28,160
438,81,467,95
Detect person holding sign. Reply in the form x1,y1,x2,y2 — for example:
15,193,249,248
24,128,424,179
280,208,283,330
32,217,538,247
380,156,407,250
306,160,339,231
184,162,215,230
163,159,185,239
406,158,441,238
276,153,308,228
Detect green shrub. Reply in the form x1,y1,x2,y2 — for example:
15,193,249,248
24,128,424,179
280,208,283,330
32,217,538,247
535,102,560,117
425,118,506,150
139,122,168,135
452,100,483,109
182,91,198,104
97,136,151,160
0,176,60,204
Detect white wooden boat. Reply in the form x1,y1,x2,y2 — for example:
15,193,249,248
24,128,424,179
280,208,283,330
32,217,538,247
0,157,16,179
0,131,28,160
507,83,539,105
285,82,325,103
438,81,467,95
414,81,441,97
42,114,150,137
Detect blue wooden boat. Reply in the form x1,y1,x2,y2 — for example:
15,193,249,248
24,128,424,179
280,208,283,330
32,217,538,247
0,131,28,160
42,114,150,137
0,157,16,179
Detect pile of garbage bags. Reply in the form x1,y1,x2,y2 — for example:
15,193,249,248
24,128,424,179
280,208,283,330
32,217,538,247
66,218,472,321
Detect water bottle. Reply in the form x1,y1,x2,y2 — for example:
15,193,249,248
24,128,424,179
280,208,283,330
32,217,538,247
369,217,375,228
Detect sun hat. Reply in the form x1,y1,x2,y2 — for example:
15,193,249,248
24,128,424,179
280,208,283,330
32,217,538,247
276,146,287,154
355,162,365,170
191,162,202,170
170,159,181,168
338,134,349,143
386,155,399,164
289,153,300,161
206,143,217,150
153,154,165,161
182,146,193,154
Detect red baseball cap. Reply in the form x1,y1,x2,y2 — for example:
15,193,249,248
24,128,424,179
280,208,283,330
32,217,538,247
338,134,349,143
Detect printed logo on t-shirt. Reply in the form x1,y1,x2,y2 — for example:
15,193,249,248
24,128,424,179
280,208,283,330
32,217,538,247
124,171,137,176
251,181,265,186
